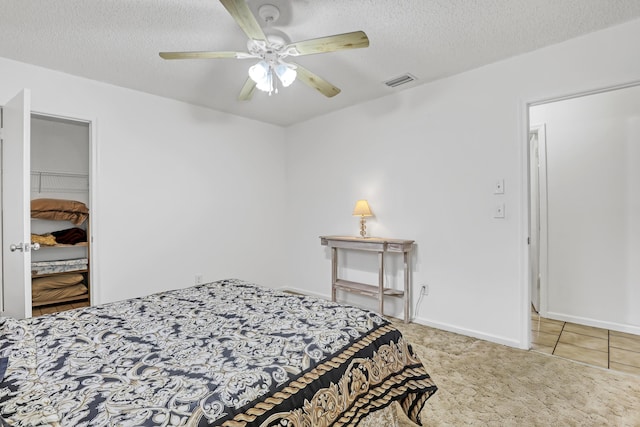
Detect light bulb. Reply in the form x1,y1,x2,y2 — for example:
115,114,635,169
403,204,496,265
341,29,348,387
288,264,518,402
275,64,297,87
255,68,273,93
256,79,271,92
248,61,269,84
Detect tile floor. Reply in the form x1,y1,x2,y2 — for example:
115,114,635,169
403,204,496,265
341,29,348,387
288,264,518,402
531,310,640,376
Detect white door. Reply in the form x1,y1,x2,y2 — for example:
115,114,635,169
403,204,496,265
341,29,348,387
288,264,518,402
529,123,549,316
529,131,540,312
1,89,33,318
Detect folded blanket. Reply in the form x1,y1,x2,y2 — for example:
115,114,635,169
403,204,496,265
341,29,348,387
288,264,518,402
31,258,88,275
31,259,88,268
31,233,57,246
50,228,86,245
31,199,89,225
32,274,84,292
32,283,87,303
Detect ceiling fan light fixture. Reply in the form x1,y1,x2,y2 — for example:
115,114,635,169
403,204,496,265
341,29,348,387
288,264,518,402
249,60,269,83
249,60,275,94
275,63,297,87
249,59,297,94
255,72,273,94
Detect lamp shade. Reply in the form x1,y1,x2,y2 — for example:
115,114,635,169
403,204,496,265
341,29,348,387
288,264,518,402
275,63,297,87
249,60,269,83
249,60,297,94
352,199,373,217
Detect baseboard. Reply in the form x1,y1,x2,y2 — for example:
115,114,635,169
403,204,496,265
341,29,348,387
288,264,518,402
277,286,329,300
279,286,525,348
545,311,640,336
412,315,524,349
279,286,411,317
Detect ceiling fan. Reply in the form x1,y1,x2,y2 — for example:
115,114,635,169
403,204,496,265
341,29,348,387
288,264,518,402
159,0,369,101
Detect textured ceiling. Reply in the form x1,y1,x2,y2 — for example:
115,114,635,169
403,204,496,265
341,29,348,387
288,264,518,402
1,0,640,126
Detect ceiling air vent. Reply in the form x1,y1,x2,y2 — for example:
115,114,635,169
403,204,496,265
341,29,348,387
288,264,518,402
384,73,417,88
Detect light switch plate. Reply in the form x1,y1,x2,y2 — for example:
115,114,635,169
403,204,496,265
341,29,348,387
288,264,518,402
494,179,505,194
494,204,505,218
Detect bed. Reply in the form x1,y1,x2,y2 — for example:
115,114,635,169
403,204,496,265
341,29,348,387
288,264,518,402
0,279,437,426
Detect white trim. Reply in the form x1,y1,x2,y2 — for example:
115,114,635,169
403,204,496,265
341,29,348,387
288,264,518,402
414,316,522,348
546,311,640,336
280,285,524,347
528,80,640,108
89,118,98,306
537,125,549,316
519,100,532,350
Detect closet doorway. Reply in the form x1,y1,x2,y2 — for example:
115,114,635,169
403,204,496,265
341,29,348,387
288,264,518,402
30,114,92,316
1,89,96,319
528,83,640,335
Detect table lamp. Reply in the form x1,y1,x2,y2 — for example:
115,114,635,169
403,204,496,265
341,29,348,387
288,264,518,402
352,199,373,238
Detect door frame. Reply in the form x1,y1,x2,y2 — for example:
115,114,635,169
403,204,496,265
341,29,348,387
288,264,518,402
521,79,640,348
32,109,98,306
34,108,99,307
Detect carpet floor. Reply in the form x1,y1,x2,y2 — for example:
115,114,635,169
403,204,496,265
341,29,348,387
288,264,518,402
392,320,640,426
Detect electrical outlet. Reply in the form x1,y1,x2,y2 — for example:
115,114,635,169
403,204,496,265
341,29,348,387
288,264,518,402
195,275,203,285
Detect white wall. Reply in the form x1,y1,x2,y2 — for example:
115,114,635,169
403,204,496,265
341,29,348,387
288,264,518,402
530,86,640,331
0,57,287,304
31,115,90,204
284,18,640,347
31,116,89,175
3,17,640,348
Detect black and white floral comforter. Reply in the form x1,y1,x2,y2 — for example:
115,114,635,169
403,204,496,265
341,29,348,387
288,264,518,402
0,279,437,426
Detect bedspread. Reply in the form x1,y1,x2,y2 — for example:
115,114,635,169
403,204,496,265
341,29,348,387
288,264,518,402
0,279,436,426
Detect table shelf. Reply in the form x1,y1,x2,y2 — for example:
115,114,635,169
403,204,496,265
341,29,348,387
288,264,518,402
334,279,405,297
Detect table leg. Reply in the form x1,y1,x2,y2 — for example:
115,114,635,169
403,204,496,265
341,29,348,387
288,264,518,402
331,247,337,302
404,251,410,323
378,251,384,316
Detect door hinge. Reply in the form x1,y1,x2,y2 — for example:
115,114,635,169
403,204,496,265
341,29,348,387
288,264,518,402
527,237,530,245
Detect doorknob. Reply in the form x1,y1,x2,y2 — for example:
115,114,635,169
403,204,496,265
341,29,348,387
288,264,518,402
9,243,24,252
9,242,39,252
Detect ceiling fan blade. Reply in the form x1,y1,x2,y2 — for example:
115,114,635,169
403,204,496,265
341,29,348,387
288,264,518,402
219,0,267,42
286,31,369,56
238,77,256,101
159,51,256,60
293,63,341,98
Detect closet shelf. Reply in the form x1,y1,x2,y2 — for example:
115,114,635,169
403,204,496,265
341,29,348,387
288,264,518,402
38,242,88,248
31,171,89,193
32,269,89,279
32,293,89,308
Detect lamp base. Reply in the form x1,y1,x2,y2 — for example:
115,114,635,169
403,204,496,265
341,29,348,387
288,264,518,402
359,217,367,238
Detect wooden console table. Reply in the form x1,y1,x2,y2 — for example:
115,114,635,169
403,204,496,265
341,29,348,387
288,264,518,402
320,235,414,323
